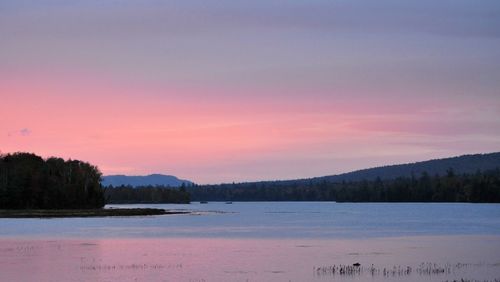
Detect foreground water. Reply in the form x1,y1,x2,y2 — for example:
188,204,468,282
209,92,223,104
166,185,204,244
1,202,500,281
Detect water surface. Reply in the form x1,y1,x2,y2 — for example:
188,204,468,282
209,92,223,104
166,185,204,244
1,202,500,281
1,202,499,239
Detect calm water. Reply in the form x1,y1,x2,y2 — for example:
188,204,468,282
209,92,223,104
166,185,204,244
1,203,500,281
1,202,500,239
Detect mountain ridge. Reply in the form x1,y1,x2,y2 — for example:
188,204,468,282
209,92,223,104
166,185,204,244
102,174,193,187
218,152,500,185
102,152,500,187
315,152,500,183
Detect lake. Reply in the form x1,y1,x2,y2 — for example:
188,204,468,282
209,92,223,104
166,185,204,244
1,202,500,281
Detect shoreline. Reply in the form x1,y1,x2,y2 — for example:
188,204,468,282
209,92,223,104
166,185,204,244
0,208,189,218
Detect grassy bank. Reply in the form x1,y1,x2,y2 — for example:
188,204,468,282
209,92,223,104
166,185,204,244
0,208,188,218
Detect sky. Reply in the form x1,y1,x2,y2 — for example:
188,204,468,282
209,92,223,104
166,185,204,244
1,0,500,184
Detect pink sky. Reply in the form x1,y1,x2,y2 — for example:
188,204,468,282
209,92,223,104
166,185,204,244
1,1,500,183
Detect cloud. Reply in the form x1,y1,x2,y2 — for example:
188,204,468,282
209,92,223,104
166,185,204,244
19,128,31,136
7,128,31,137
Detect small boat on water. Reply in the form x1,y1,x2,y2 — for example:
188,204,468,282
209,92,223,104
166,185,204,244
225,201,233,204
200,201,208,204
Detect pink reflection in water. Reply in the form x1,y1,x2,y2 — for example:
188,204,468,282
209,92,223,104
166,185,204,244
0,236,499,282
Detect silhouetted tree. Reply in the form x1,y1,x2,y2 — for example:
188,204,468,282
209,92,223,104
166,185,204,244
183,169,500,203
0,152,105,209
104,185,190,204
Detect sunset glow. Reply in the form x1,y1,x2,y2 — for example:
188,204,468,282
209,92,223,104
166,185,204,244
1,1,499,183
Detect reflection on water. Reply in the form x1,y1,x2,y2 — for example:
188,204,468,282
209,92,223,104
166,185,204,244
0,237,499,282
1,203,500,281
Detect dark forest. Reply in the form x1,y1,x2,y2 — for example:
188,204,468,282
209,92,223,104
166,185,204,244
0,152,105,209
185,169,500,203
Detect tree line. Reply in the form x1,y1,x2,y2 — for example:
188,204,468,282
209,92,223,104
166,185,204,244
186,168,500,202
314,152,500,183
0,152,105,209
105,185,190,204
2,151,499,207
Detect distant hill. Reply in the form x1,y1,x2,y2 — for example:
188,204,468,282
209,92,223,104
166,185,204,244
188,152,500,202
102,174,193,187
314,152,500,183
102,153,500,188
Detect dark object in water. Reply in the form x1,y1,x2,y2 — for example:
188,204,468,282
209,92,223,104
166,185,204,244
225,201,233,204
200,201,208,204
353,263,361,267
